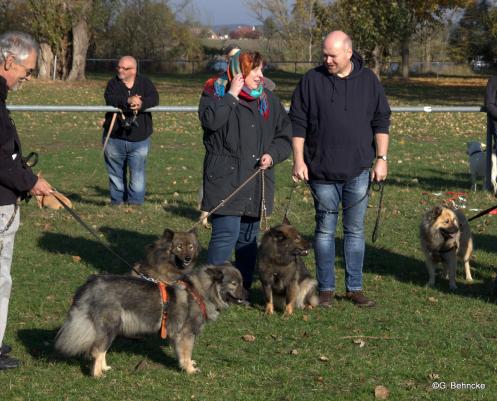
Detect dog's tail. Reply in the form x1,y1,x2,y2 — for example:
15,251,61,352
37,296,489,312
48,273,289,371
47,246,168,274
296,278,318,308
55,306,96,356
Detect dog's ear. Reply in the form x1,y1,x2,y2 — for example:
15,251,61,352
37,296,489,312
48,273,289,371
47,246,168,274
269,227,286,240
205,265,225,282
162,228,174,242
432,206,443,219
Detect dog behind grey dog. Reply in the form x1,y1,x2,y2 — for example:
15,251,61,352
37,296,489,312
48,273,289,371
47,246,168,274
258,217,318,316
420,205,473,290
132,228,200,282
466,141,497,193
54,264,248,376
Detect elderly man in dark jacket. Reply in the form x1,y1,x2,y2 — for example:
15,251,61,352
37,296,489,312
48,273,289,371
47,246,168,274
199,50,291,290
0,31,52,370
103,56,159,205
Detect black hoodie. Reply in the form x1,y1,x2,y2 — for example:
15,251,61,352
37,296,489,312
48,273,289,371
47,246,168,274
290,51,391,181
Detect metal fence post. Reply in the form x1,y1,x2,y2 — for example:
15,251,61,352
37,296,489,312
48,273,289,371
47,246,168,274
486,114,495,191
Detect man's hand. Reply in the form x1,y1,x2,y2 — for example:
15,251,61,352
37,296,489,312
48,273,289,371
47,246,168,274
30,177,53,196
128,95,142,111
292,160,309,182
228,74,244,98
259,154,273,170
371,159,387,182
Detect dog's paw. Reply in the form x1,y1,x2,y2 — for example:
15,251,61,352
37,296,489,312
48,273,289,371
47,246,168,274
449,283,458,291
424,281,435,289
265,304,274,315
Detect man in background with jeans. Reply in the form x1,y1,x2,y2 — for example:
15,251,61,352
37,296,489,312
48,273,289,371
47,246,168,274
290,31,390,308
103,55,159,205
0,31,53,370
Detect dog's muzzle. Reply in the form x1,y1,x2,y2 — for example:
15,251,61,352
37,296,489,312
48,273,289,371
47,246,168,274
439,226,459,239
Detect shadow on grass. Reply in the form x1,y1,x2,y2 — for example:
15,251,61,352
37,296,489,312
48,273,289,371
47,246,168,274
38,227,158,273
17,328,179,376
364,243,496,301
390,170,470,192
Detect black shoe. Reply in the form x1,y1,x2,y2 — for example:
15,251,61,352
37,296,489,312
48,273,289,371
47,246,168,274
0,343,12,355
0,354,20,370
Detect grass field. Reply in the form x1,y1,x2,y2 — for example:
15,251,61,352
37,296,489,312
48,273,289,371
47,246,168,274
1,72,496,401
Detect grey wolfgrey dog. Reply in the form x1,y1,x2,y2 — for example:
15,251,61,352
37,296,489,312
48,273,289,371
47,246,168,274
54,264,248,377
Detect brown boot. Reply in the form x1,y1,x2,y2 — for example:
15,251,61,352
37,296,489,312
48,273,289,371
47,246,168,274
318,290,334,308
346,291,376,308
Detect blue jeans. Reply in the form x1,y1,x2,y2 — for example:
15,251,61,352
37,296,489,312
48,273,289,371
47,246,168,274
103,137,150,205
207,215,259,290
311,169,370,292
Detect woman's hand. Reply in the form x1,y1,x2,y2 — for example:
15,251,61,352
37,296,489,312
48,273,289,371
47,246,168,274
228,74,244,98
259,153,273,170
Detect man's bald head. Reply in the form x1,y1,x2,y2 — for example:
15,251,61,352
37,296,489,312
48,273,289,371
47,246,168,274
116,55,137,84
322,31,353,76
323,31,352,52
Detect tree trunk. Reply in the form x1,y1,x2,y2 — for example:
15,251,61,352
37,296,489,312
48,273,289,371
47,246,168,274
401,37,410,79
67,17,90,81
424,35,432,74
37,42,53,80
371,45,382,80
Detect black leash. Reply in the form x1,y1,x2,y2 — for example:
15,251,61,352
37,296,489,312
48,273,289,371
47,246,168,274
51,191,136,270
468,204,497,222
371,181,384,243
304,179,385,242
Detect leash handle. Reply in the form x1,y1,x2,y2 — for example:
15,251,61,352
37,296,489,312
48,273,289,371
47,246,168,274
102,112,118,155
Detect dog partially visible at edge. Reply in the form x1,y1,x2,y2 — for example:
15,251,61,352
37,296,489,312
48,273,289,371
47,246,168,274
258,217,318,316
466,141,497,193
132,228,200,282
54,263,248,377
420,205,473,290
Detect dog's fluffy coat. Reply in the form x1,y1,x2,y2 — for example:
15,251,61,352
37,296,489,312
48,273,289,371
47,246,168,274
54,264,248,376
420,205,473,290
466,141,497,193
258,218,318,316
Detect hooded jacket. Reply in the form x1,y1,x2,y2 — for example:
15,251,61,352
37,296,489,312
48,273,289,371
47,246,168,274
0,76,37,205
198,88,292,217
290,51,391,181
103,74,159,142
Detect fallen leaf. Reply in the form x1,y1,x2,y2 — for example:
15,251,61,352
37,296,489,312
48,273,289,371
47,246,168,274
302,314,309,321
428,297,438,303
374,385,390,400
289,349,299,355
428,372,439,381
72,255,81,263
242,334,256,342
318,355,329,361
353,338,366,348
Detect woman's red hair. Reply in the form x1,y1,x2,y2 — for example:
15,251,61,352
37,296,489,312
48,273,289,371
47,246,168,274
239,51,264,78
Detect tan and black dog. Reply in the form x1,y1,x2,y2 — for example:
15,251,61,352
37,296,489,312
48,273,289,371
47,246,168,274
133,228,200,282
420,205,473,290
258,218,318,316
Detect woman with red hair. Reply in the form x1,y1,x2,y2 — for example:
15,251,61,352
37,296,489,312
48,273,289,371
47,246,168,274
199,50,292,292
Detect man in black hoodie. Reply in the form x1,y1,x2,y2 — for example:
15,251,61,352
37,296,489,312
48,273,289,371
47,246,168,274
103,56,159,205
290,31,391,308
0,31,53,370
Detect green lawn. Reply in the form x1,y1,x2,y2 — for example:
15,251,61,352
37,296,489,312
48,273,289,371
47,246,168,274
0,72,496,401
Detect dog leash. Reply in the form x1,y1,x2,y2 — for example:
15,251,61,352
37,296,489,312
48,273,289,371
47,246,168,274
304,179,385,242
468,203,497,222
190,168,264,230
50,191,136,270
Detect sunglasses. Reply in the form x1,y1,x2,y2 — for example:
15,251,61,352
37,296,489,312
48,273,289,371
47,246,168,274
17,62,35,77
116,66,134,71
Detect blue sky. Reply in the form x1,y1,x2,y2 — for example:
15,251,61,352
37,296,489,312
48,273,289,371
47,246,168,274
190,0,260,26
